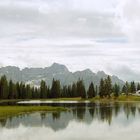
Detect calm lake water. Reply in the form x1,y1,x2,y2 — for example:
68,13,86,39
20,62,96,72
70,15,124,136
0,102,140,140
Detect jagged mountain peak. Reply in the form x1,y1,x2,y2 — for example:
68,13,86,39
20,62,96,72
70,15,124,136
48,63,69,73
0,66,20,70
82,69,94,73
0,63,124,88
96,71,107,78
74,69,95,75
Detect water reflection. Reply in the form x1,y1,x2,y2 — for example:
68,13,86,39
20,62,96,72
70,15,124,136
1,103,140,140
0,102,140,129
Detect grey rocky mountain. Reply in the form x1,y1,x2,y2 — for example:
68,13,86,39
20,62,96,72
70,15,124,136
0,63,124,88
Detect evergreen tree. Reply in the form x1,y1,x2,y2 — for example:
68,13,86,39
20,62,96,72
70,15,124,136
87,82,95,98
8,80,14,99
130,81,136,93
71,83,77,97
122,82,130,96
0,75,9,99
16,82,21,99
51,79,61,98
137,83,140,91
33,87,40,99
0,74,139,100
99,78,105,98
40,80,47,98
21,84,26,99
125,81,130,96
95,85,98,96
122,85,127,94
105,76,112,98
67,85,72,97
76,80,86,98
13,84,18,99
113,84,120,97
99,76,112,98
26,84,32,99
61,86,67,98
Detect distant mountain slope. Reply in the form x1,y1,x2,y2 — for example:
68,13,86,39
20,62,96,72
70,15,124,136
0,63,124,88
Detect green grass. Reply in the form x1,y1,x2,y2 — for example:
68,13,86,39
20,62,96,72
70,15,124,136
0,98,83,103
1,95,140,105
0,106,67,119
117,95,140,101
0,99,26,103
40,97,83,101
41,95,140,102
89,95,140,102
1,95,140,119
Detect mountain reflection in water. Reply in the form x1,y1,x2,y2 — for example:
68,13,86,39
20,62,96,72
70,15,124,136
0,102,140,140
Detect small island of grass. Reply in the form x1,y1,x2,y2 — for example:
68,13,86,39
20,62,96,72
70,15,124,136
0,106,67,119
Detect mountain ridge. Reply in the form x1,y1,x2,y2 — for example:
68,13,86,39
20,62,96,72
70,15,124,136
0,63,124,88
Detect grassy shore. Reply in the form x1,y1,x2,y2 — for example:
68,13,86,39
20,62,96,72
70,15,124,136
117,95,140,101
40,95,140,102
0,95,140,119
42,95,140,102
88,95,140,103
0,106,67,119
1,95,140,103
0,99,25,103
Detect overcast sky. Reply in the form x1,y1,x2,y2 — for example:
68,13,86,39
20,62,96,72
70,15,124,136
0,0,140,81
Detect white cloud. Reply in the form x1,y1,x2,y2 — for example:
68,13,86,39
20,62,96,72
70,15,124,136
115,0,140,42
0,0,140,81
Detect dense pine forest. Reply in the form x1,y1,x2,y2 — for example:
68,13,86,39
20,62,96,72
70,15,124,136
0,75,139,99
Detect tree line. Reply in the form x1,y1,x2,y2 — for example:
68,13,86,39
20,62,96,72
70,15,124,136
0,75,139,99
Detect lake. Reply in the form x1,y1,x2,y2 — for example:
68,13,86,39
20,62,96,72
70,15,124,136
0,102,140,140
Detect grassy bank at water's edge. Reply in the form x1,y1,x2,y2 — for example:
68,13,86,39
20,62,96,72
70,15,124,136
88,95,140,102
1,95,140,103
0,106,67,119
0,95,140,118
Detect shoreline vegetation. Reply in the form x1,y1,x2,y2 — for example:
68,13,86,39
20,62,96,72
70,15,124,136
0,106,67,119
0,75,140,100
0,95,140,119
0,75,140,119
1,95,140,103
